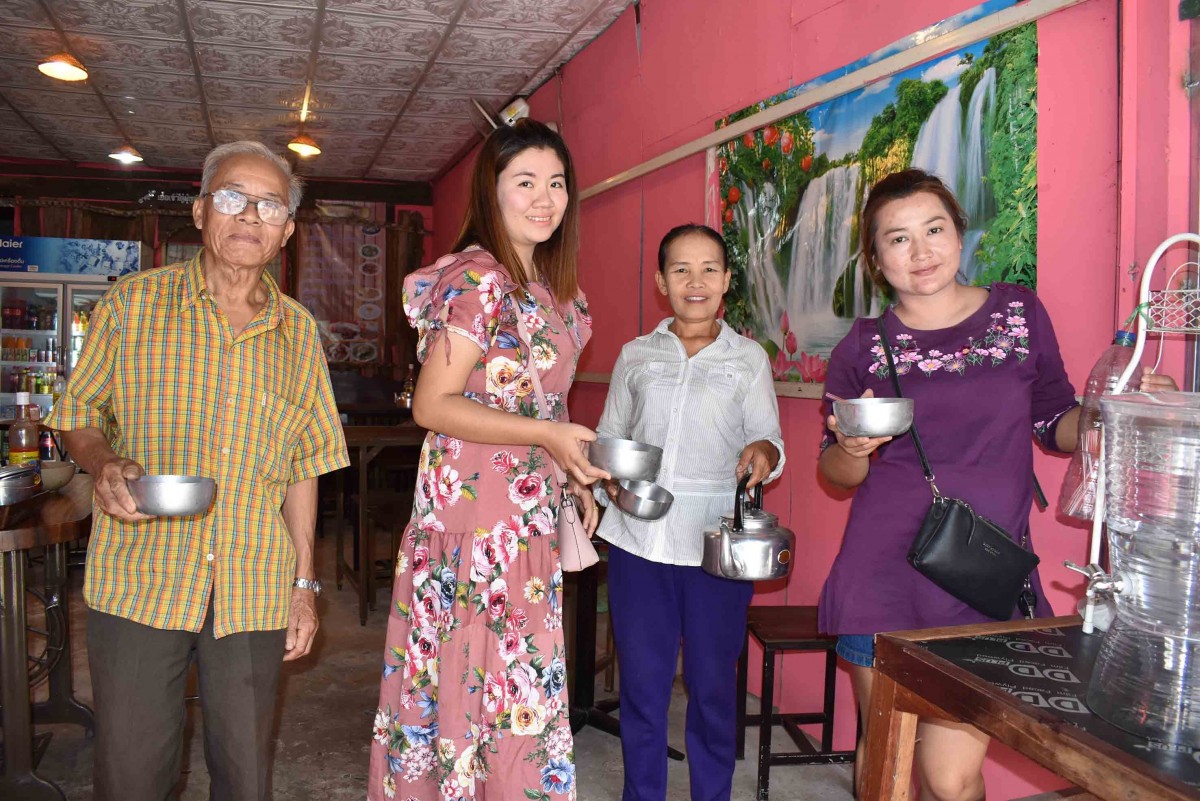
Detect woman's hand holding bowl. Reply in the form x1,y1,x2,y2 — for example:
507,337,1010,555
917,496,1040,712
828,389,894,459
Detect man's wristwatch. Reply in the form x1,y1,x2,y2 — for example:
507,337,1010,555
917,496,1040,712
293,577,322,596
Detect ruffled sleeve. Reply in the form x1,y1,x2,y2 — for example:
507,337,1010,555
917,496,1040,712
568,290,593,351
402,250,518,365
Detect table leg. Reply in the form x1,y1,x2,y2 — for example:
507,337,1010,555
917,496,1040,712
0,552,66,801
357,451,370,626
31,544,94,733
860,672,917,801
335,469,346,591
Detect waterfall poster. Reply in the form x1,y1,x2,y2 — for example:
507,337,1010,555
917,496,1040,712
712,9,1037,389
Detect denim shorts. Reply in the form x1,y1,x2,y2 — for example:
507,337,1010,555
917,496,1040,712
836,634,875,668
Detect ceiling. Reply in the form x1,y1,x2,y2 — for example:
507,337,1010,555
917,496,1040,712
0,0,630,183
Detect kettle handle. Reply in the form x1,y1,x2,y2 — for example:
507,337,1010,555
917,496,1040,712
732,474,762,533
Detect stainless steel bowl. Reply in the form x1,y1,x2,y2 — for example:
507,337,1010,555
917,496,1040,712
832,397,914,438
589,437,663,482
615,480,674,521
0,475,40,506
39,461,77,492
127,475,216,516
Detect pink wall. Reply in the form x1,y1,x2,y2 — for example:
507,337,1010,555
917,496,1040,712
432,1,1194,797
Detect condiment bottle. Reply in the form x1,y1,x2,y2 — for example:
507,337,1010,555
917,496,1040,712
8,391,40,467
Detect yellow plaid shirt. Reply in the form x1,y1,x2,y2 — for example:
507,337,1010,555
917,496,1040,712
46,252,349,636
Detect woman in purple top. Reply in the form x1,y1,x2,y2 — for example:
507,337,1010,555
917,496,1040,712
818,170,1080,801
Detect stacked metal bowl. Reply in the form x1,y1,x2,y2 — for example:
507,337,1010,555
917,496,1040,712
590,437,674,520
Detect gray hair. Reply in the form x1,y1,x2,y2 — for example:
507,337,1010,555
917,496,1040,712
199,141,304,212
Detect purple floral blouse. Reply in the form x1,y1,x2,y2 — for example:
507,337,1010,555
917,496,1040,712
818,283,1079,635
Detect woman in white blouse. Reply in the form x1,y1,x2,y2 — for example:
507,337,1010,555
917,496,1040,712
595,223,785,801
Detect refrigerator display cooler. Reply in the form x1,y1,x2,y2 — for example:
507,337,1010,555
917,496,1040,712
1,280,109,418
0,236,141,419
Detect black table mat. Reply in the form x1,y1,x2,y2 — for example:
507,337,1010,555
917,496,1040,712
920,625,1200,792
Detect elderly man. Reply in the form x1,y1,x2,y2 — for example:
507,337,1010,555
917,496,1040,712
46,141,349,800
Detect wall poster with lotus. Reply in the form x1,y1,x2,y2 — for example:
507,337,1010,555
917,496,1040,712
710,7,1038,392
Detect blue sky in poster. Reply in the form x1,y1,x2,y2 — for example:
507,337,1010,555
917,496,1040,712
810,39,988,161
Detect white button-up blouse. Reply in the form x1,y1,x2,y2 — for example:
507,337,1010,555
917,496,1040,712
594,318,786,566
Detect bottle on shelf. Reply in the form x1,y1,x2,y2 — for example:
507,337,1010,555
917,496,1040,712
398,363,416,409
1059,329,1137,519
8,391,40,467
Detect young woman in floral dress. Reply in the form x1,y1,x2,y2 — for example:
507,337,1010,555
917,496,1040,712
368,119,607,801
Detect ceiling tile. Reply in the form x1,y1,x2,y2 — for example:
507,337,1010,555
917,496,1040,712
0,26,65,61
111,97,207,126
3,88,109,117
422,63,528,95
0,107,35,131
323,0,460,23
461,0,600,33
203,78,306,109
136,141,217,166
56,0,186,39
0,143,64,160
405,92,499,119
440,26,564,66
313,54,422,90
90,70,202,103
320,12,443,60
124,121,212,146
209,105,301,131
1,0,53,28
0,128,53,150
303,111,394,135
391,114,478,140
66,34,194,74
186,1,314,49
196,45,310,82
307,85,407,115
24,112,120,137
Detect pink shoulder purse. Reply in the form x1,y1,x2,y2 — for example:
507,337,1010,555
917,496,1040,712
514,303,599,572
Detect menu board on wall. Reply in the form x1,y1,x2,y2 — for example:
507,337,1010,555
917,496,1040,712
295,202,386,364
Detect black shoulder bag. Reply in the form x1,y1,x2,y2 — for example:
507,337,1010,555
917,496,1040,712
875,316,1039,620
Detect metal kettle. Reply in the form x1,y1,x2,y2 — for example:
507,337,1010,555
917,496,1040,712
701,475,794,581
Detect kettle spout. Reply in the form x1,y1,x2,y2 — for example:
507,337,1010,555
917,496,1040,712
719,527,745,579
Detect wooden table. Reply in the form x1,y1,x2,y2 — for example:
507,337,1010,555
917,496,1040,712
336,423,426,625
0,474,94,801
862,614,1200,800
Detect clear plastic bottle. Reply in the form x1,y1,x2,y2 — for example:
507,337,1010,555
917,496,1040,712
7,391,40,467
1058,329,1136,519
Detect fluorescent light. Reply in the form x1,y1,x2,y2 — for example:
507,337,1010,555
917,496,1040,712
38,53,88,82
288,135,321,158
108,145,144,164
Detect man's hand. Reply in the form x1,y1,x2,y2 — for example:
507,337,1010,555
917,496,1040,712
94,457,154,522
284,586,318,661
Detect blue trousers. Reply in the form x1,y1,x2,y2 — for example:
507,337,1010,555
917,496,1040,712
608,545,755,801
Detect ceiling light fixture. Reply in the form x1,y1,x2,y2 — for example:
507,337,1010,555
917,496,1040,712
38,52,89,82
108,144,144,164
288,134,321,158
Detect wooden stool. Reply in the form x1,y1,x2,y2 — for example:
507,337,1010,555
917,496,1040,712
736,605,854,800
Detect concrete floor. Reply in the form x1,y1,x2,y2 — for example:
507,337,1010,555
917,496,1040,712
27,534,856,801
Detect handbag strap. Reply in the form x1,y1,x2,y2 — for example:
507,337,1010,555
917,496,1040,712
513,298,571,491
875,316,942,498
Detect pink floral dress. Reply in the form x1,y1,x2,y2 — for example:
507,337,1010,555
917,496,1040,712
368,248,592,801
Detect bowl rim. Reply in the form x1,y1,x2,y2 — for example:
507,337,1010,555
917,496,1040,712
130,475,215,484
592,437,663,454
832,397,913,406
618,479,674,503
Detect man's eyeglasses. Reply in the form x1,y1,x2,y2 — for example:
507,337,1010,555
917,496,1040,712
203,189,292,226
